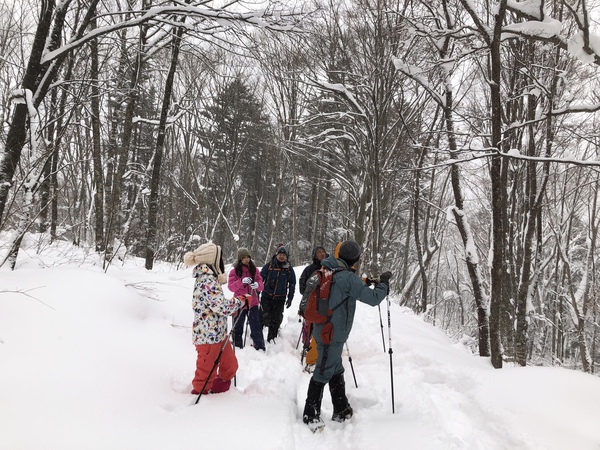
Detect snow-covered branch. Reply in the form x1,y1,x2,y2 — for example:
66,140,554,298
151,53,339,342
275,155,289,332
41,4,301,65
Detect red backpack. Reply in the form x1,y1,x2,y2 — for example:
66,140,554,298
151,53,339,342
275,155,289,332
300,267,346,325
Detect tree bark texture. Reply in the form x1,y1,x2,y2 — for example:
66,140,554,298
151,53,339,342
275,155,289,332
145,20,185,270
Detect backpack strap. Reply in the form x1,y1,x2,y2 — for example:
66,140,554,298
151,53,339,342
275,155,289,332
327,267,347,314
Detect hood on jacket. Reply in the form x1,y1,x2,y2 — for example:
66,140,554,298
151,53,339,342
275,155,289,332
321,254,350,270
311,246,328,265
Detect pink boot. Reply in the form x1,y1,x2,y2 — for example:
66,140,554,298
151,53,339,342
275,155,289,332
210,377,231,394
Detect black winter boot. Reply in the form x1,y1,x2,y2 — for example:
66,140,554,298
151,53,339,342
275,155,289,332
329,372,353,422
267,326,278,343
302,378,325,432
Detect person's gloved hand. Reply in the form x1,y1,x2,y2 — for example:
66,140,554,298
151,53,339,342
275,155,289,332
379,271,392,292
364,276,377,286
379,271,392,284
238,294,252,310
250,282,259,290
242,277,252,285
286,298,292,309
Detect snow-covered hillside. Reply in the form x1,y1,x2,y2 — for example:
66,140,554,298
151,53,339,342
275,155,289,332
1,237,599,450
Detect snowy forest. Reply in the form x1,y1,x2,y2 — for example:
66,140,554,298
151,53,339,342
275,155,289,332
2,0,600,375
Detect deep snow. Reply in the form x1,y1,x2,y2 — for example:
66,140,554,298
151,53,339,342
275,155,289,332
1,236,600,450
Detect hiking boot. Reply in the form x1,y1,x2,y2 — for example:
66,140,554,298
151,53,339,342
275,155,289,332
332,406,353,422
302,378,325,430
210,377,231,394
329,372,352,422
267,327,279,342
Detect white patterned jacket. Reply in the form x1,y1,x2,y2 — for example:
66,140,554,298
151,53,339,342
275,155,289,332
191,264,244,345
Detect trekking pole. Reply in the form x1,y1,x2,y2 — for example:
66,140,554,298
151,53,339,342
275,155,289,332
296,321,303,350
386,294,395,414
195,304,245,405
243,315,249,347
233,335,237,388
345,342,358,388
244,287,258,348
378,304,386,353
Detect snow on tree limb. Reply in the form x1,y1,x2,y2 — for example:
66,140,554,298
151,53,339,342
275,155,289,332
306,79,367,118
40,4,300,65
392,60,445,107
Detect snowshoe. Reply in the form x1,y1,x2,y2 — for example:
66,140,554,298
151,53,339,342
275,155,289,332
303,364,315,373
332,406,353,422
304,416,325,433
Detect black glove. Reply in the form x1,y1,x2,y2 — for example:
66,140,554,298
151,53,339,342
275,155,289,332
286,298,292,309
379,271,392,283
379,271,392,292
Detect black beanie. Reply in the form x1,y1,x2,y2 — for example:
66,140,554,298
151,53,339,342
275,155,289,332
338,240,361,266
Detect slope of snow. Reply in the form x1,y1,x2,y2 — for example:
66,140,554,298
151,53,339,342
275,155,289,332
1,236,599,450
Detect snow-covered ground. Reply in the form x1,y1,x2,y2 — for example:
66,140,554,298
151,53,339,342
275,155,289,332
1,235,600,450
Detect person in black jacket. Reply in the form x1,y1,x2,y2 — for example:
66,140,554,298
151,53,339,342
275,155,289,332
298,246,328,370
260,244,296,343
299,246,327,294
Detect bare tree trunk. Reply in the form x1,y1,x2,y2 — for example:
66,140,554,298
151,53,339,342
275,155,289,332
1,91,49,268
0,0,100,226
291,163,299,261
145,16,186,270
38,85,58,234
105,14,149,264
437,0,491,355
0,1,56,223
487,0,510,369
90,12,104,252
413,148,427,312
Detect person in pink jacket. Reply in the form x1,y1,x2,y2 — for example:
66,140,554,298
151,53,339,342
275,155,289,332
184,242,248,395
228,248,265,351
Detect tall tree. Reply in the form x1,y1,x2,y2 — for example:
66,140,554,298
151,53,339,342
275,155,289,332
145,10,187,270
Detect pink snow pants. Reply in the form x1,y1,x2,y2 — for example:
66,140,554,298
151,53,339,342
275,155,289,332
192,338,238,394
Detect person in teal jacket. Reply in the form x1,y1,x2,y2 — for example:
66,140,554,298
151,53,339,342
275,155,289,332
302,240,392,431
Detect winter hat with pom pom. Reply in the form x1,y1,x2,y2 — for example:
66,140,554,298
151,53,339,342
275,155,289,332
184,243,224,274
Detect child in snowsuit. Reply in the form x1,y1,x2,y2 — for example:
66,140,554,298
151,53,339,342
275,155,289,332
184,242,248,395
260,244,296,343
228,248,265,351
302,240,392,430
299,246,328,371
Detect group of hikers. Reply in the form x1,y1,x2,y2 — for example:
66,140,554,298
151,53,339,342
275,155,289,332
183,240,392,431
